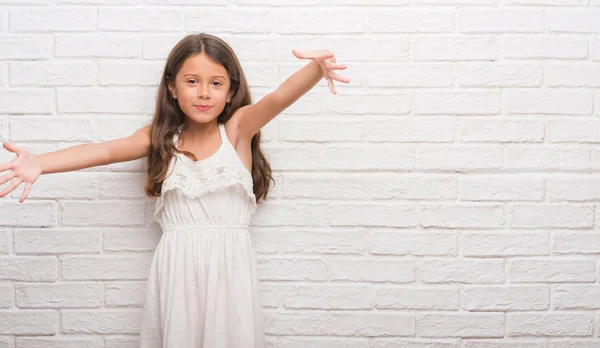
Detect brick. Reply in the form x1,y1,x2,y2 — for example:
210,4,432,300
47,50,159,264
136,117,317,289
373,339,458,348
374,286,458,310
329,258,416,283
461,285,549,311
0,35,50,59
10,117,95,142
14,229,102,254
546,9,600,33
551,285,600,309
16,337,104,348
0,310,57,334
55,34,140,58
330,203,418,227
187,9,273,33
325,37,409,62
504,147,590,170
462,232,548,256
457,62,542,87
416,146,503,170
507,312,594,336
0,283,12,308
284,284,371,310
507,258,595,283
57,88,145,113
547,175,600,201
413,90,501,115
10,8,96,32
331,311,415,336
99,8,182,32
265,145,414,171
105,281,146,307
10,61,96,86
459,175,544,201
0,89,53,114
458,118,544,142
282,173,456,200
257,258,328,281
0,201,56,227
420,258,505,284
462,340,545,348
551,231,600,253
252,202,329,226
0,256,57,282
507,204,594,228
99,61,163,86
281,230,367,255
419,204,504,228
16,283,103,308
370,231,456,256
368,10,453,33
61,309,141,334
61,254,152,280
263,310,329,335
503,35,588,59
412,35,499,61
417,312,504,337
458,9,544,32
279,337,369,348
103,227,162,252
278,10,364,34
60,201,148,226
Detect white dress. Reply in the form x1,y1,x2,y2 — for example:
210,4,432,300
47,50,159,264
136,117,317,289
139,123,265,348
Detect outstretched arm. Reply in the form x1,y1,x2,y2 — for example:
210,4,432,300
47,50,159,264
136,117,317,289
233,49,350,139
0,125,151,202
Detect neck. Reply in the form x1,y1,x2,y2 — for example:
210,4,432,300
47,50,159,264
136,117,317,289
181,119,219,142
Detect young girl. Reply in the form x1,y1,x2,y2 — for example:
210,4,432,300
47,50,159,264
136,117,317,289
0,33,348,347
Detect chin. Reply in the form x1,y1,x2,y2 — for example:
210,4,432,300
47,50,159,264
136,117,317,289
185,113,220,124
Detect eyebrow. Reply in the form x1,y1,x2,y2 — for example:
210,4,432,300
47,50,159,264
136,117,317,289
182,73,226,79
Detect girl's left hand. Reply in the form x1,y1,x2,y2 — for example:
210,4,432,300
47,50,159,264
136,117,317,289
292,49,350,94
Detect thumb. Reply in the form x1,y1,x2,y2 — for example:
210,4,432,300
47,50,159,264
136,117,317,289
3,142,21,154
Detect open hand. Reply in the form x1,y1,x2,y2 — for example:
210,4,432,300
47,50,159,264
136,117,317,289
292,49,350,94
0,142,41,203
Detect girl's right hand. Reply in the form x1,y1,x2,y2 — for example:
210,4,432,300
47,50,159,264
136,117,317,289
0,142,41,203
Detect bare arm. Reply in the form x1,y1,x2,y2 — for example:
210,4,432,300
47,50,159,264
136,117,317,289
39,125,152,174
0,125,151,201
232,49,349,140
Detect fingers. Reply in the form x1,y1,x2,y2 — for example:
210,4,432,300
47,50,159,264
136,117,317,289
0,171,16,186
0,161,13,173
326,62,347,70
19,183,31,203
326,77,337,95
292,49,315,59
317,51,335,62
293,49,334,61
0,177,22,198
330,71,351,84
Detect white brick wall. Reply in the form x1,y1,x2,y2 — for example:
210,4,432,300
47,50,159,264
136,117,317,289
0,0,599,347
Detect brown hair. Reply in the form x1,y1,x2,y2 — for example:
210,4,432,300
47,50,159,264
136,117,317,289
144,33,273,201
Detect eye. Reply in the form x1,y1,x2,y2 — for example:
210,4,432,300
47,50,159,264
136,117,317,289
186,80,197,84
212,81,222,86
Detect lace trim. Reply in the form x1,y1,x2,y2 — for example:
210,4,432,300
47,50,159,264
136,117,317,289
153,157,256,221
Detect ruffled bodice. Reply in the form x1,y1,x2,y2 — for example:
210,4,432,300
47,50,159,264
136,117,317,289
152,123,257,229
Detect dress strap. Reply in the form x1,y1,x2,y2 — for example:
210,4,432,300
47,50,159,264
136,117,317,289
218,123,232,148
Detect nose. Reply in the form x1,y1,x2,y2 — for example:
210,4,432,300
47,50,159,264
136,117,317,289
197,84,209,98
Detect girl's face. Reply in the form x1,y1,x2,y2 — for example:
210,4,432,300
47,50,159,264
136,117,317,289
168,53,232,124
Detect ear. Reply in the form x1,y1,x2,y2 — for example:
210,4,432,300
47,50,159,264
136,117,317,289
168,83,177,100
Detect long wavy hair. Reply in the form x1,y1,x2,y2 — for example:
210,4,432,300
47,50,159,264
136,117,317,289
144,33,273,201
